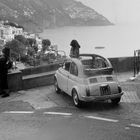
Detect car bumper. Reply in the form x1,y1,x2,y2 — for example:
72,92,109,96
80,92,124,102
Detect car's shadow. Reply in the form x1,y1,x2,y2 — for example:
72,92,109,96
54,91,126,114
80,101,121,111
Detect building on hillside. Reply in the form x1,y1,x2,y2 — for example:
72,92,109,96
0,26,7,46
36,37,42,51
0,24,24,45
2,25,15,41
12,27,24,36
23,32,43,51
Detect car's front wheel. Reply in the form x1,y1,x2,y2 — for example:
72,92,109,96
111,97,121,105
72,89,82,107
54,77,61,94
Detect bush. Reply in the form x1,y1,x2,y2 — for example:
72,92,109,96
4,39,26,60
27,38,38,53
15,35,28,45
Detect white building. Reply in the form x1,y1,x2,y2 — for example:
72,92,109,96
12,27,23,36
0,24,24,45
36,37,42,51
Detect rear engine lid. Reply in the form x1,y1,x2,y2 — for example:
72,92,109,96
84,67,113,77
87,78,119,96
88,75,117,84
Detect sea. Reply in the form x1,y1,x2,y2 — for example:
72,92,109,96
39,24,140,58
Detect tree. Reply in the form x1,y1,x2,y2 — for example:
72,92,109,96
27,46,35,57
41,39,51,53
27,38,38,54
4,21,24,30
15,35,28,46
4,39,26,60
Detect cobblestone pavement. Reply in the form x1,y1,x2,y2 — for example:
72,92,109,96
121,91,140,103
115,71,140,103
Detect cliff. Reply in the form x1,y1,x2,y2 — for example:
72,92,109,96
0,0,112,32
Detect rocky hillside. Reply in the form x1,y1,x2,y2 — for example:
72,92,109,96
0,0,112,32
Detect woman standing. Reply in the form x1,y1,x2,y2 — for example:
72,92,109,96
69,40,81,58
0,47,12,97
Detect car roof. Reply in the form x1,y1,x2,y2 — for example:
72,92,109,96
64,54,112,78
80,53,103,57
79,53,112,67
66,54,111,65
79,53,108,60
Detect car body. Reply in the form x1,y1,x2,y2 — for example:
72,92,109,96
54,54,123,107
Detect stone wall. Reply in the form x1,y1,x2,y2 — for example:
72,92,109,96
109,57,134,73
8,56,135,91
8,63,60,91
8,70,22,91
21,63,60,76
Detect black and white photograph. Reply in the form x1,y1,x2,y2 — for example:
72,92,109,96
0,0,140,139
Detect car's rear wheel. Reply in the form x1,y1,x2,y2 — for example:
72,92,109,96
72,89,82,107
111,97,121,105
54,77,61,94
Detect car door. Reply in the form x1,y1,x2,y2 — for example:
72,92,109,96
67,62,79,96
58,61,71,93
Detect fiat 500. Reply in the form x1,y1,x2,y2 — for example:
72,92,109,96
54,54,123,107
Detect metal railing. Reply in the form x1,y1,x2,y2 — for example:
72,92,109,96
134,50,140,77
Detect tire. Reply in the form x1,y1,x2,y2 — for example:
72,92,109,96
72,89,82,107
111,97,121,105
54,77,61,94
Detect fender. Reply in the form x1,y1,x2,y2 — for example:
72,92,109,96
71,86,80,97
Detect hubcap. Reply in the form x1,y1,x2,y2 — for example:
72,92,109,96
73,92,78,105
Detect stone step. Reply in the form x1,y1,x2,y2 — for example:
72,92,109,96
22,71,56,90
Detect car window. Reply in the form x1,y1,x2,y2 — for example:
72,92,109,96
81,55,108,69
70,62,78,76
94,57,108,68
63,62,71,71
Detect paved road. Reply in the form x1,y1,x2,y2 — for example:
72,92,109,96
0,80,140,140
0,83,140,121
0,109,140,140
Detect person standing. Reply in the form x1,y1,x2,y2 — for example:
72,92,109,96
0,47,12,98
69,40,81,58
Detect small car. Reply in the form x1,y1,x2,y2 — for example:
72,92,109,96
54,54,123,107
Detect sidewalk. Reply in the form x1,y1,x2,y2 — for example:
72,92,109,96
115,71,134,82
116,71,140,104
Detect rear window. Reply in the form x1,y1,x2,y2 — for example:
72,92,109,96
80,55,112,76
81,55,109,69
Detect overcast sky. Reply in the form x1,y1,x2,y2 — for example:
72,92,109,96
77,0,140,24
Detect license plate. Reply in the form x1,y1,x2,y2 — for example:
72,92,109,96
100,84,111,95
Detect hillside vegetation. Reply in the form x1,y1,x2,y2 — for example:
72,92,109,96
0,0,112,32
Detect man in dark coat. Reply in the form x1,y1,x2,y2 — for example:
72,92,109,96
0,47,12,97
69,40,81,58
